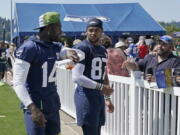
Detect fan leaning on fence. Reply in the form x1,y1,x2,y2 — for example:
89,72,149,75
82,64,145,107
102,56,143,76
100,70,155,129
122,35,180,84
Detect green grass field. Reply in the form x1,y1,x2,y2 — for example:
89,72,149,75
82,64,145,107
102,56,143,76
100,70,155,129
0,84,26,135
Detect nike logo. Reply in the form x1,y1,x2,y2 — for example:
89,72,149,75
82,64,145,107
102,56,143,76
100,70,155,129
48,57,55,59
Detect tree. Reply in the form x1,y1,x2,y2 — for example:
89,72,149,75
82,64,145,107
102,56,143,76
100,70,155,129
159,21,180,35
0,17,10,41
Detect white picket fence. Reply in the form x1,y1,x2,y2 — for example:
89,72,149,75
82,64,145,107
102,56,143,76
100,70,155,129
56,66,180,135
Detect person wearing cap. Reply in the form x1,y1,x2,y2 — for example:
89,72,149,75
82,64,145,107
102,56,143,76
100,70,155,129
13,12,81,135
125,37,139,61
106,41,129,76
122,35,180,82
115,41,128,56
72,18,114,135
0,40,8,85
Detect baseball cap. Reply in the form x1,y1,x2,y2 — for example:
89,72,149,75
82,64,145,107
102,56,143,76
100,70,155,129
115,41,126,48
86,18,103,29
159,35,173,45
34,12,60,30
4,41,9,44
127,37,134,43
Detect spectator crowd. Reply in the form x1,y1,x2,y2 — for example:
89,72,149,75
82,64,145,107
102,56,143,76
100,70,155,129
1,32,180,87
0,40,16,86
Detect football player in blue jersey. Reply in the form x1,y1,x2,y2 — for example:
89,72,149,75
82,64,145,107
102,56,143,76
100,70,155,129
72,18,114,135
13,12,80,135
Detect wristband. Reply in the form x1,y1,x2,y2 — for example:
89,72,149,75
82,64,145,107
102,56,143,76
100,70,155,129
104,95,111,100
96,82,103,90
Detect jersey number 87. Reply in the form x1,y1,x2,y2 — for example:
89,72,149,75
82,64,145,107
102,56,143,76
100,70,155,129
91,57,107,80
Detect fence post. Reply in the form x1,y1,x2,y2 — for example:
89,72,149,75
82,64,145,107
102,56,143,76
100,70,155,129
129,71,141,135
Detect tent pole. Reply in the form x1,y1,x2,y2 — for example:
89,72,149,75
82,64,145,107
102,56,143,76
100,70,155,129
10,0,13,42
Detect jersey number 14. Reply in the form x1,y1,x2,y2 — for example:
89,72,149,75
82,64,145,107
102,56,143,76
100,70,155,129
42,62,56,87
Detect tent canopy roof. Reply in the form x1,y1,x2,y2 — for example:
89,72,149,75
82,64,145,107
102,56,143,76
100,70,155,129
13,3,166,37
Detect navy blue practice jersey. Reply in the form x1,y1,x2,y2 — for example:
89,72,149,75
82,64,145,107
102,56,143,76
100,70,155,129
0,48,7,62
74,40,107,84
15,36,62,112
73,40,107,126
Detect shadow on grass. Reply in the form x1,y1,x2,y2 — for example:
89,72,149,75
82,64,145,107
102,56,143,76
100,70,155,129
0,85,26,135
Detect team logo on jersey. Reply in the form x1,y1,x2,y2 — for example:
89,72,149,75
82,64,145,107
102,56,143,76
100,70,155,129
1,52,6,58
15,49,23,57
64,15,110,22
56,53,60,60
